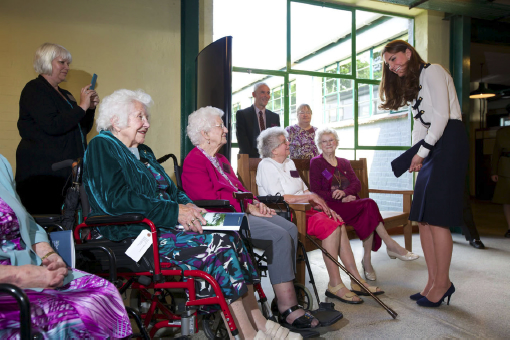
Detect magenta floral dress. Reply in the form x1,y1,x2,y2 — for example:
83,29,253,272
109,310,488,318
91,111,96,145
0,197,132,339
285,124,319,159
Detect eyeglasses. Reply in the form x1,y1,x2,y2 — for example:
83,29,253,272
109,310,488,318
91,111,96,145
298,111,312,115
320,138,336,145
276,139,289,148
214,123,226,129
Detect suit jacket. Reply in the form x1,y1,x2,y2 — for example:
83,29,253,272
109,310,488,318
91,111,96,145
182,147,252,212
236,105,280,158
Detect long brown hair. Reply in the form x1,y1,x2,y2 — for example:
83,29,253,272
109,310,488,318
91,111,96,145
378,40,426,111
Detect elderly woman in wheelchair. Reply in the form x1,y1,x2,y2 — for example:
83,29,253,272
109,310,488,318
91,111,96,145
182,107,328,335
83,89,300,339
256,127,384,305
0,154,131,338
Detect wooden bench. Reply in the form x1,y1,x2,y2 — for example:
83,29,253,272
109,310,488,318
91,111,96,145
237,154,414,283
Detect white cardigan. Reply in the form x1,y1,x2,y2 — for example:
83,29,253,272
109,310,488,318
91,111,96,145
411,64,462,158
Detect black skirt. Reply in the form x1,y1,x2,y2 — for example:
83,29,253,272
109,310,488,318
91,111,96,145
409,119,469,227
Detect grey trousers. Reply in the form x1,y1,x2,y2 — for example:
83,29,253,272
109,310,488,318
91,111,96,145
247,214,298,285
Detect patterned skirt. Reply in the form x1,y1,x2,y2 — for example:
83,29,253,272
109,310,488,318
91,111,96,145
0,269,132,339
158,229,259,305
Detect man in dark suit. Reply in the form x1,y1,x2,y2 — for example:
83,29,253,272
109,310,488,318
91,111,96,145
236,82,280,158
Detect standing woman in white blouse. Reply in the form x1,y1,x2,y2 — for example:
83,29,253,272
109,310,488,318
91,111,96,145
380,40,468,308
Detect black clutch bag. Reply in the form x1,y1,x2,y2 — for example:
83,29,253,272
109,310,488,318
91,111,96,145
391,140,426,178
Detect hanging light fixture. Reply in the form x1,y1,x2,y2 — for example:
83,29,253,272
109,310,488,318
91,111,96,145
470,63,495,99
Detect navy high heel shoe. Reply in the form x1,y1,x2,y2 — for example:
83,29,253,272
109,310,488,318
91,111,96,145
409,292,425,301
416,283,455,307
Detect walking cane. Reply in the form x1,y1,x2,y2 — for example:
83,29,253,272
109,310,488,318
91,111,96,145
307,235,398,319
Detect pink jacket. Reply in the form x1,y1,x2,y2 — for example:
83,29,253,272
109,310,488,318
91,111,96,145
182,147,250,212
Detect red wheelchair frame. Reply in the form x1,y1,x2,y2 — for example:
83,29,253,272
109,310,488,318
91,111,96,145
74,215,241,339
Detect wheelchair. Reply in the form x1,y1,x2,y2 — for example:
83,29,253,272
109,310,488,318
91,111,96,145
29,158,240,339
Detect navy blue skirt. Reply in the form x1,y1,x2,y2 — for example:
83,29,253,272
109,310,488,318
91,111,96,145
409,119,469,227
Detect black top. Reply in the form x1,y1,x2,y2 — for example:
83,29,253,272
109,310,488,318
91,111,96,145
235,105,280,158
15,75,95,213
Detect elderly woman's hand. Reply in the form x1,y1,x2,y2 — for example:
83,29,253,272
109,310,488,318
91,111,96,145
33,242,68,273
247,202,276,217
332,189,346,200
307,193,343,222
341,195,356,203
491,175,498,182
178,204,207,233
1,264,69,289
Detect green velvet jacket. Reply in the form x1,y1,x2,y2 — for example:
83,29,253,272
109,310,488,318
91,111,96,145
83,131,192,241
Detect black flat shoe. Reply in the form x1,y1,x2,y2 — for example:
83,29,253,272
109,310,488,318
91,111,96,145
469,239,485,249
505,230,510,238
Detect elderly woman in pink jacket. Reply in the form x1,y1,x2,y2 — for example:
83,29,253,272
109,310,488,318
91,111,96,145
182,107,332,333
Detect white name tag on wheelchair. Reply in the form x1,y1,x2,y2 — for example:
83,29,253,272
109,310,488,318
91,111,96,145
125,231,153,262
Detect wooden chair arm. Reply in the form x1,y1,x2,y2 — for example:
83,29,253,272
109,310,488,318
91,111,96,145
287,203,312,211
369,189,414,196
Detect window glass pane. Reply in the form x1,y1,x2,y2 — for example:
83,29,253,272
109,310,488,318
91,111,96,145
213,0,286,70
355,10,411,80
357,83,411,147
288,74,354,149
291,2,352,74
356,150,413,211
231,72,285,144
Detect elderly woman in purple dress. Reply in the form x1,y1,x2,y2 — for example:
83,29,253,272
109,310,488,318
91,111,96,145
310,128,419,282
285,104,319,159
0,154,131,338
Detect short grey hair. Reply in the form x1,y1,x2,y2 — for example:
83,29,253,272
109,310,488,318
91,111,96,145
253,82,269,92
187,106,225,146
257,126,288,159
297,103,312,115
316,127,339,151
33,43,72,75
96,89,153,132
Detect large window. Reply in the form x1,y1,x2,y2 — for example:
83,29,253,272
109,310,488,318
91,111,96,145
215,0,415,205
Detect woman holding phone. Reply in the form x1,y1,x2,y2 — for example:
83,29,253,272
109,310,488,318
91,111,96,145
16,43,99,214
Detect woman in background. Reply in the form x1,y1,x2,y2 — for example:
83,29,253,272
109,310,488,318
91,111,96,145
380,39,468,307
16,43,98,214
285,104,319,159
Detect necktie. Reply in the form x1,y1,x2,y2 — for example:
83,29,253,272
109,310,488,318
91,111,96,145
259,111,266,131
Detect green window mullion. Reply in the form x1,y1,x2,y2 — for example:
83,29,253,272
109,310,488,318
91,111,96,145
354,79,358,148
284,74,290,126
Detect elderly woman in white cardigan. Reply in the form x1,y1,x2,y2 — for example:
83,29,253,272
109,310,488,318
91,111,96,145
256,127,385,305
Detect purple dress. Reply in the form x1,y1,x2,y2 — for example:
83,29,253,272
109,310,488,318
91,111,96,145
0,197,132,339
310,155,383,251
285,124,319,159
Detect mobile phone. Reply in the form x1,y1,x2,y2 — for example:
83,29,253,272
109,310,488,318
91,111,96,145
90,74,98,90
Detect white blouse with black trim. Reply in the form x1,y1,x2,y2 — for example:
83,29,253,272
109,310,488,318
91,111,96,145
411,64,463,158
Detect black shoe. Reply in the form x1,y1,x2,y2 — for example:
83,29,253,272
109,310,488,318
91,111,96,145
505,230,510,238
469,239,485,249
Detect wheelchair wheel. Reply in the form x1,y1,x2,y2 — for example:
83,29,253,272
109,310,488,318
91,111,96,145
270,283,314,318
294,283,313,311
202,312,229,340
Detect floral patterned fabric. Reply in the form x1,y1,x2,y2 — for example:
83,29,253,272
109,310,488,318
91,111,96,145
144,159,259,305
285,124,319,159
0,197,132,338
